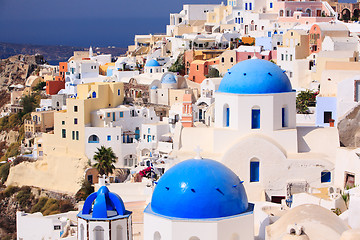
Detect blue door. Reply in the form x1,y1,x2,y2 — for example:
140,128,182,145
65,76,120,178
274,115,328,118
147,135,152,142
226,108,230,127
252,109,260,129
135,128,140,140
250,161,259,182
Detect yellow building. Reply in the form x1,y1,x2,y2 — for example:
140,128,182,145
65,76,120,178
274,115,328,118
42,82,124,158
99,63,115,76
218,50,237,75
24,111,55,135
281,29,310,60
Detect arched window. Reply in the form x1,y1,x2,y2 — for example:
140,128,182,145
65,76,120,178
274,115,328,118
150,69,153,73
321,170,331,183
80,224,84,240
282,106,288,127
116,225,123,240
223,104,230,127
250,158,260,182
92,92,96,98
306,8,311,17
93,226,104,240
154,231,161,240
88,135,99,143
221,57,225,63
251,106,260,129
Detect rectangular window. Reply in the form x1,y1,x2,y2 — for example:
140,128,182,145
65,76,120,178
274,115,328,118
62,121,65,125
268,31,271,37
152,136,155,141
290,55,293,61
113,112,115,121
324,111,332,123
107,135,111,141
281,54,284,61
76,131,79,140
74,106,78,112
74,118,78,124
249,2,252,10
72,131,75,140
118,89,121,95
252,109,260,129
107,113,111,118
62,129,66,138
120,112,124,118
148,128,151,134
144,134,146,139
245,3,248,10
250,161,260,182
282,107,287,127
226,107,230,127
270,2,273,8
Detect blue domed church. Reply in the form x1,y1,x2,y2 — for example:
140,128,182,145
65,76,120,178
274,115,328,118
77,186,132,240
177,59,335,202
144,158,254,240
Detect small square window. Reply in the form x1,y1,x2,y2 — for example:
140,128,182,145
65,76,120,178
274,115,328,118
107,113,111,118
74,106,78,112
107,135,111,141
62,121,65,125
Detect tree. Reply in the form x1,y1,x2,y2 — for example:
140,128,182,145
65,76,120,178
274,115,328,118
168,53,185,73
206,68,220,78
92,146,117,176
32,81,46,92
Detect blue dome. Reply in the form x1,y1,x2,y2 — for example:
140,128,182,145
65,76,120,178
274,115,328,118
80,186,126,219
218,59,292,94
161,74,177,84
145,59,160,67
150,159,248,219
151,85,158,89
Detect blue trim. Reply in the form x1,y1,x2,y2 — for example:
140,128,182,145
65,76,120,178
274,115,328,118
250,161,259,182
226,107,230,127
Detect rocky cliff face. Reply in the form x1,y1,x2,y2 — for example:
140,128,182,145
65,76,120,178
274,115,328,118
0,54,44,91
338,103,360,147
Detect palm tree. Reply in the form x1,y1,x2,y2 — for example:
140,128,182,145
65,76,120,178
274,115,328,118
92,146,117,176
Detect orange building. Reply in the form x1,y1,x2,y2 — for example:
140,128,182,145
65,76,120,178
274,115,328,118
58,62,68,81
188,58,219,84
181,94,193,128
46,62,67,95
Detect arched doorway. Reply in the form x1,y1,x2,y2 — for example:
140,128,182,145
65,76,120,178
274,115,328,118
305,8,311,17
342,8,351,21
354,9,359,21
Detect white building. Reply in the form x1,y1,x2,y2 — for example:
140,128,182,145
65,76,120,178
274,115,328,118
85,105,159,167
144,158,254,240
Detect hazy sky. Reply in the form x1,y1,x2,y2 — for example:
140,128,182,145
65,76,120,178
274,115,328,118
0,0,221,47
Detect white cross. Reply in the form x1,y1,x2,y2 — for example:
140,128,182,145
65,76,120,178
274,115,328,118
194,145,203,160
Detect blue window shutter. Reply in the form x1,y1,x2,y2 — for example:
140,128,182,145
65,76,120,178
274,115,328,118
252,109,260,129
321,171,331,183
250,161,259,182
226,108,230,127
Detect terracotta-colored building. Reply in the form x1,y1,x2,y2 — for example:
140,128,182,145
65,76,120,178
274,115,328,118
309,22,349,53
46,80,65,95
46,62,67,95
189,58,219,84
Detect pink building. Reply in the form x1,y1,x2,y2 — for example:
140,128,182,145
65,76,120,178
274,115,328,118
236,46,273,62
275,0,336,24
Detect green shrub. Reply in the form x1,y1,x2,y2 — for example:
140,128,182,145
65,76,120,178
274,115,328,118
296,89,318,114
75,180,94,201
41,198,59,215
0,163,11,183
59,200,75,213
2,185,19,198
16,186,33,209
31,197,48,213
